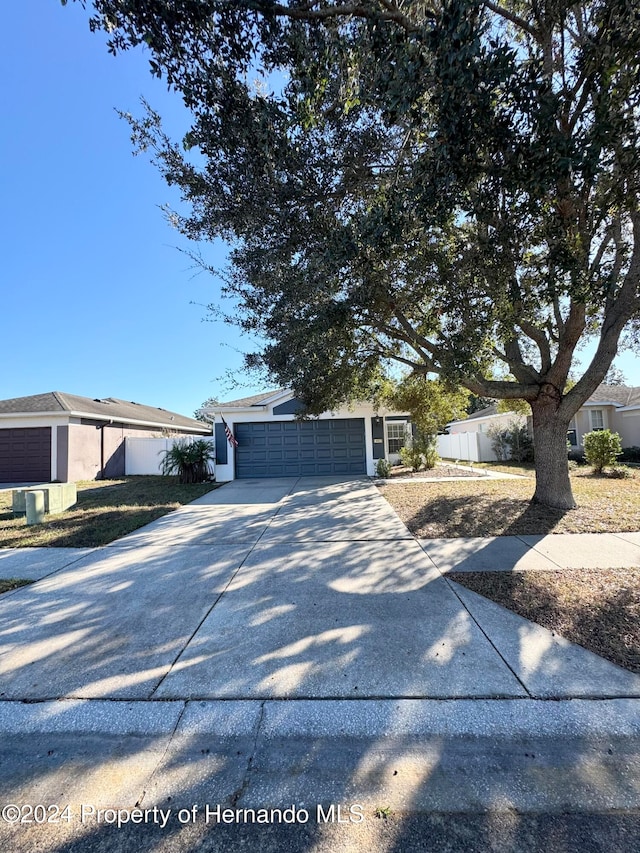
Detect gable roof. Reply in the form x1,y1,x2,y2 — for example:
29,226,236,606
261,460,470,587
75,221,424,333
217,389,285,407
585,385,640,407
0,392,209,432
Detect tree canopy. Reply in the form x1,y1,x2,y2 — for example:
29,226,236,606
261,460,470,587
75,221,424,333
72,0,640,507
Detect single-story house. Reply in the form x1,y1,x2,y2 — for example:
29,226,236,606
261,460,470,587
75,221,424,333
0,391,211,483
207,389,410,480
447,403,527,437
567,384,640,448
445,384,640,451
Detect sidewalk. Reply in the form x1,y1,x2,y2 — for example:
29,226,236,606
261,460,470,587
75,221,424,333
1,477,639,849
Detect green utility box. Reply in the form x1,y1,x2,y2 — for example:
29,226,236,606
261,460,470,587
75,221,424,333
12,483,77,516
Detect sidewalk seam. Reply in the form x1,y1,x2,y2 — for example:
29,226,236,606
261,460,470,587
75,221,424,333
230,699,266,807
443,576,532,698
134,699,188,808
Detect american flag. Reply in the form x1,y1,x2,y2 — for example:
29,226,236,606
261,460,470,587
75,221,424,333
221,415,239,448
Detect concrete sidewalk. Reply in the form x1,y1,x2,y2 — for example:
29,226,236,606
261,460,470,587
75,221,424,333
1,475,640,847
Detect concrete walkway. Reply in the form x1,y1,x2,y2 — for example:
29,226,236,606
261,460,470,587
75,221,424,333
1,476,640,846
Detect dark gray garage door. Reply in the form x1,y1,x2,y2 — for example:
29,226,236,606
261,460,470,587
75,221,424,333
0,427,51,482
235,419,366,478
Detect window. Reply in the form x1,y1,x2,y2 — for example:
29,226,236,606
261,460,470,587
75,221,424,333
387,422,408,453
590,409,604,431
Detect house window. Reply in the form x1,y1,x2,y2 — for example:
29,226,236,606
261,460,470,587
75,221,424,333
590,409,604,431
387,422,407,454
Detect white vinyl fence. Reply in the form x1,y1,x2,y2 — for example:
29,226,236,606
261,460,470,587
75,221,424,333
125,436,215,476
437,431,499,463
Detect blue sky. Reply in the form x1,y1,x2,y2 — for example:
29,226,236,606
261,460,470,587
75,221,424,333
1,0,266,418
1,2,637,420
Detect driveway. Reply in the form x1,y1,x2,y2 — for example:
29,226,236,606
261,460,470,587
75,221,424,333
0,476,638,702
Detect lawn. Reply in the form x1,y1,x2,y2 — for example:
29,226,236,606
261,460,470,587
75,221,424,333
449,569,640,674
379,470,640,537
0,477,220,548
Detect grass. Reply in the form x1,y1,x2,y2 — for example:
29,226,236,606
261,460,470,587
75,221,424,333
0,578,33,595
449,569,640,674
0,476,220,548
379,469,640,537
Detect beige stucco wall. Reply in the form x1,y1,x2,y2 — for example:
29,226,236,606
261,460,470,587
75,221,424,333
65,421,177,481
614,410,640,447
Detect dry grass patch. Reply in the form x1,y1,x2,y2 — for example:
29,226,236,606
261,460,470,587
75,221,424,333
0,578,33,595
449,569,640,674
379,471,640,537
0,477,220,548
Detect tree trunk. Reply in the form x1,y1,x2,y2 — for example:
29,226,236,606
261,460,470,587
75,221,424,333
530,402,576,510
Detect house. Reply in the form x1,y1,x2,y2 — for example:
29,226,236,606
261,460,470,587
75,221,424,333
0,391,211,483
447,403,527,437
443,385,640,461
568,385,640,449
207,389,410,480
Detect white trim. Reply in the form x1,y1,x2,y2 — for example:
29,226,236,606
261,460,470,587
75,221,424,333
582,400,624,408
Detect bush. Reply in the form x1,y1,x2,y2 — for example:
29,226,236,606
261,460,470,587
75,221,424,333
375,458,391,478
608,465,632,479
399,432,439,471
488,420,533,463
583,429,623,474
400,444,424,472
568,448,586,464
620,446,640,464
506,424,534,463
160,439,216,483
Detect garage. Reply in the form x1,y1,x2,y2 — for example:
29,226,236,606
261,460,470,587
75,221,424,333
0,427,51,482
235,419,366,478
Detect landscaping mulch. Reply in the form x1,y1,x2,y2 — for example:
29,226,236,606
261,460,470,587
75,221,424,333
382,464,487,479
379,472,640,536
0,477,220,548
449,569,640,674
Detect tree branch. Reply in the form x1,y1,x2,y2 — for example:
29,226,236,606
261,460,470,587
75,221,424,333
483,0,538,39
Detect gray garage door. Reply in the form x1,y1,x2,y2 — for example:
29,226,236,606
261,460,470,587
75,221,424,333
0,427,51,482
235,419,366,478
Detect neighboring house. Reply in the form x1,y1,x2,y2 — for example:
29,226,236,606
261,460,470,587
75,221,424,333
447,403,527,437
440,403,527,462
207,389,410,480
443,385,640,461
568,385,640,449
0,392,211,483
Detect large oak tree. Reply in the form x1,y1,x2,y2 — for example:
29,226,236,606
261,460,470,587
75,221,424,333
72,0,640,508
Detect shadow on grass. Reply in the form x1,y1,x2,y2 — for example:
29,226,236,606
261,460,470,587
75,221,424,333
449,569,640,674
405,492,569,538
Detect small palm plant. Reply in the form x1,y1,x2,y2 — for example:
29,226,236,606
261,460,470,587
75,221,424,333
160,439,215,483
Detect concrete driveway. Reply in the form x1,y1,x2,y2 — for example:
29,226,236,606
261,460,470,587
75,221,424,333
3,475,640,839
1,475,638,703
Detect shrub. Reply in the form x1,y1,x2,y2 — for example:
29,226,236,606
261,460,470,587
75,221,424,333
160,439,215,483
399,432,439,471
568,448,586,464
487,424,510,461
620,446,640,464
487,420,533,462
506,424,534,463
400,444,424,472
608,465,632,479
583,429,622,474
375,458,391,478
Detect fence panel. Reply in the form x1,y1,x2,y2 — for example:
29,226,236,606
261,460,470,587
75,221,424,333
125,436,215,475
437,432,498,463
